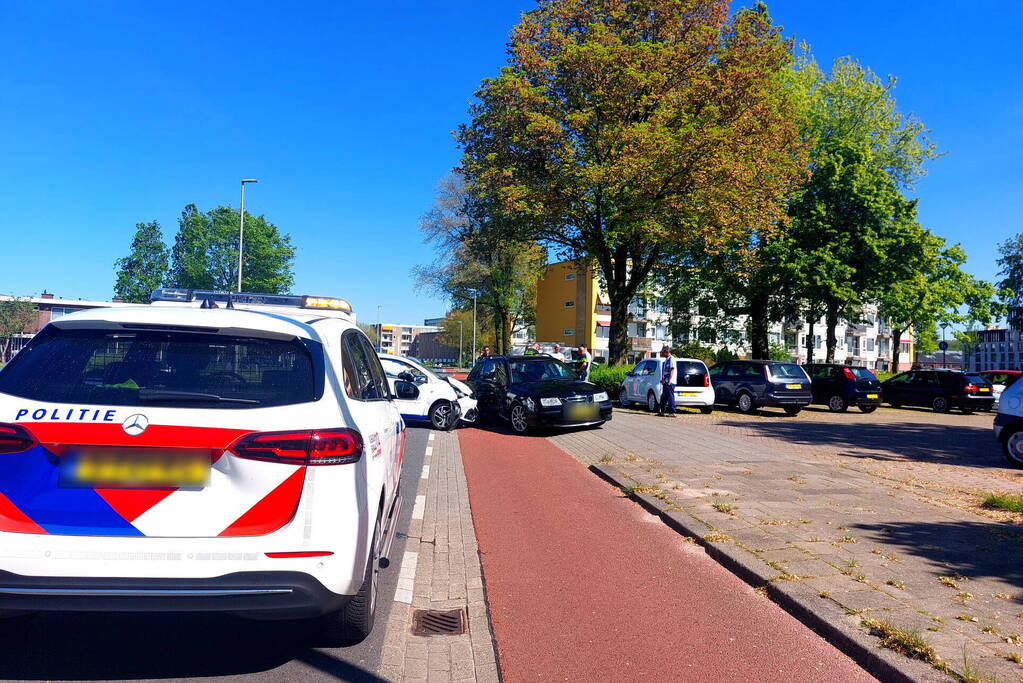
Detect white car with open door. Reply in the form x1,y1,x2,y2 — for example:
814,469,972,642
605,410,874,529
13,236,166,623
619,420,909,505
619,357,714,413
378,355,477,430
0,289,405,645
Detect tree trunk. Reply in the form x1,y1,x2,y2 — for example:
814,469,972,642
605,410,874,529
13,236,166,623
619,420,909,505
608,293,631,366
500,311,513,356
749,292,770,360
890,326,904,372
805,312,815,366
825,300,839,363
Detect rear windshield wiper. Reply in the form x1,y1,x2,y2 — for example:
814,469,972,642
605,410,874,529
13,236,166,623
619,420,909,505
137,389,261,405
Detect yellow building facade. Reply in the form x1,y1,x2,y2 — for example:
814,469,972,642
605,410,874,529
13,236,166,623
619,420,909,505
534,261,611,356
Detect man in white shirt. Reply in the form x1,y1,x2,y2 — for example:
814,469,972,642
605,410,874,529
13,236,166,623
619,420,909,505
550,343,565,362
657,346,677,417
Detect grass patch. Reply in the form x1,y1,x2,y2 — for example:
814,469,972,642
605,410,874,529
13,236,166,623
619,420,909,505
983,493,1023,513
703,532,731,543
1007,652,1023,665
861,617,938,663
712,502,736,515
886,579,906,590
597,455,614,464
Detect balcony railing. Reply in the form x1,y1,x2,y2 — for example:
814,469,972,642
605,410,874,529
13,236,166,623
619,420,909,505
630,336,653,351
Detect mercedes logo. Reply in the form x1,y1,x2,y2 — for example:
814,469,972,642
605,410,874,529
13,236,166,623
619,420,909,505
122,414,149,436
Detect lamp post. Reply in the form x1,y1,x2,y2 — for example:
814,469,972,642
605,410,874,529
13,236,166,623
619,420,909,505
471,294,477,360
376,305,382,351
237,179,259,292
457,319,464,367
941,322,949,368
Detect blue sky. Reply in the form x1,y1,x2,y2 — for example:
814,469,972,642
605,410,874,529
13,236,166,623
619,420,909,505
0,1,1019,325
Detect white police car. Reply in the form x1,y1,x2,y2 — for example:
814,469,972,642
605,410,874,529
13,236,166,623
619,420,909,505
378,354,477,430
0,289,404,644
994,375,1023,467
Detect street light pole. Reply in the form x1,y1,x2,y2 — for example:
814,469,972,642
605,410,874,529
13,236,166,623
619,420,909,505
471,294,477,360
458,320,464,367
941,323,948,368
237,179,258,292
376,305,382,351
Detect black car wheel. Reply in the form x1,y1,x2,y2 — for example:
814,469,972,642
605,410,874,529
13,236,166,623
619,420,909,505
932,396,950,413
509,403,529,434
827,395,847,412
646,391,658,413
736,392,756,414
1004,430,1023,468
429,401,457,431
784,406,802,416
859,405,878,414
961,406,975,415
888,402,901,409
700,406,714,415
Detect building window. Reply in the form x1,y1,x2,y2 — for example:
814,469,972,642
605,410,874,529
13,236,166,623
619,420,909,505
596,326,609,338
900,342,910,354
49,307,77,320
697,300,717,317
563,329,574,336
564,301,575,308
815,335,822,350
866,338,875,352
698,328,716,344
565,272,576,281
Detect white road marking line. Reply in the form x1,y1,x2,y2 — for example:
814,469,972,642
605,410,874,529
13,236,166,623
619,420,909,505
425,446,433,456
393,550,418,603
428,433,435,441
411,495,426,520
421,465,430,480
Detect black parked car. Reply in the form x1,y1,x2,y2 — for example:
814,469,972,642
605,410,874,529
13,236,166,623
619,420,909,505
805,364,883,413
708,360,812,415
465,355,613,434
881,369,994,413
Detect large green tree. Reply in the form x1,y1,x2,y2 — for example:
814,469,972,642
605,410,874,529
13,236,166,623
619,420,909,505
785,55,940,363
416,173,544,355
0,297,36,362
113,220,169,303
166,204,295,293
997,233,1023,328
458,0,807,364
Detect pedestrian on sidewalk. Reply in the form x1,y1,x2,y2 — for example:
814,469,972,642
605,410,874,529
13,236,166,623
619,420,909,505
577,345,592,381
657,346,677,417
550,343,565,362
478,345,492,360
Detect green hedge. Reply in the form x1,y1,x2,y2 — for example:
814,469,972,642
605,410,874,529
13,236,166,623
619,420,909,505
588,364,635,398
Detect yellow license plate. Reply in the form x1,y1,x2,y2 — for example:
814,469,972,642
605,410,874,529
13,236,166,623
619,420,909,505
867,394,878,399
565,402,598,420
979,388,990,392
785,384,802,390
678,391,699,396
61,449,210,489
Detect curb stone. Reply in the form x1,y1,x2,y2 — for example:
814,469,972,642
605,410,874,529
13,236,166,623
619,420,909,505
590,463,951,683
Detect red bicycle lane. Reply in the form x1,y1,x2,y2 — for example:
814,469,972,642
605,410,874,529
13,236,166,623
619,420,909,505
457,427,875,682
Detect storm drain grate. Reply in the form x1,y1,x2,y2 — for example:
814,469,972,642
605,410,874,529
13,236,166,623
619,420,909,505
411,608,467,636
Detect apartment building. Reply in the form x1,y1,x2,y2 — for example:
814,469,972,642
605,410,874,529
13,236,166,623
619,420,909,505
376,323,440,356
965,328,1023,372
534,260,915,368
0,291,135,362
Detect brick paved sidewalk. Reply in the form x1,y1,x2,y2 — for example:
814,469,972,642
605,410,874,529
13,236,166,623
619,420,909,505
379,430,499,682
550,411,1023,682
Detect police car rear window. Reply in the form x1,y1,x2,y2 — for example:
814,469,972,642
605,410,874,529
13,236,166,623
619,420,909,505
0,328,323,409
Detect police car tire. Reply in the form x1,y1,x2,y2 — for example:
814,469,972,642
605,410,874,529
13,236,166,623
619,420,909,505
1003,430,1023,468
316,518,380,645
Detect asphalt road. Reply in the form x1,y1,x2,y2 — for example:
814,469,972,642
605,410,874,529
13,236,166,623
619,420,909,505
0,427,428,682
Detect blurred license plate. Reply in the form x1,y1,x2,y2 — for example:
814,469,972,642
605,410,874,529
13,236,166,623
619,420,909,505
979,388,990,392
60,449,210,489
565,402,598,420
785,384,802,390
678,391,699,397
867,393,879,399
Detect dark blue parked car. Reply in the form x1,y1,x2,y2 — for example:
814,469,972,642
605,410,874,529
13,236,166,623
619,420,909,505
708,360,812,416
805,364,883,413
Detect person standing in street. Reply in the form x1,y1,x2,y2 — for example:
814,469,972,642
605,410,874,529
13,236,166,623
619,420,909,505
577,345,592,381
478,345,492,360
550,343,565,362
657,346,677,417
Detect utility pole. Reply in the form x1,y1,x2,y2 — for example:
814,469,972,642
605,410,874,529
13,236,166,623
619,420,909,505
471,294,477,360
458,320,464,367
376,305,382,351
941,322,949,368
237,179,258,291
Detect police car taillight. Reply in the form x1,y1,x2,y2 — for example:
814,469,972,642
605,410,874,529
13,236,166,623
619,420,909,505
0,423,37,454
229,429,363,465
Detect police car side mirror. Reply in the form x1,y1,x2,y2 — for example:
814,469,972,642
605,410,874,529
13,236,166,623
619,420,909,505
394,380,420,400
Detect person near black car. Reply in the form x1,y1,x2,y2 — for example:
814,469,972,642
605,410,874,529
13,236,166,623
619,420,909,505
657,347,677,417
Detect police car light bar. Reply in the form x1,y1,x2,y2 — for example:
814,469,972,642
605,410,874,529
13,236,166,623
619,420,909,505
151,289,352,313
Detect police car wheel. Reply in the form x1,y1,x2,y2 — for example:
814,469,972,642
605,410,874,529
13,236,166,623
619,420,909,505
1004,430,1023,468
429,401,455,431
509,404,529,434
315,518,381,645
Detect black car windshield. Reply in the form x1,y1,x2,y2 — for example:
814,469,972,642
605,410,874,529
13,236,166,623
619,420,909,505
768,363,807,380
0,327,321,409
851,368,877,380
509,359,574,383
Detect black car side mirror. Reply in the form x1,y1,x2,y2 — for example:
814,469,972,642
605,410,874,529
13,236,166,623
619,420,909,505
397,371,416,383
